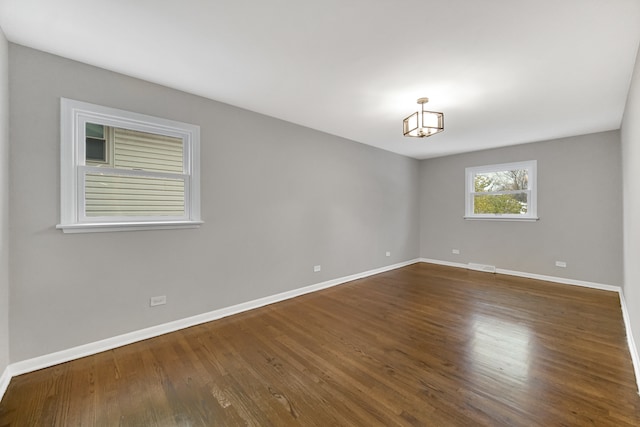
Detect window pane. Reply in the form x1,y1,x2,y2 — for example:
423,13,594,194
85,173,185,217
86,123,104,139
474,193,528,214
113,128,183,173
465,160,537,220
474,169,529,193
86,138,106,162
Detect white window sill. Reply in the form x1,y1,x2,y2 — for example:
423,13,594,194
56,220,204,234
464,216,539,222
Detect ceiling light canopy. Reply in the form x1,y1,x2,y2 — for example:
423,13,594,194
403,97,444,138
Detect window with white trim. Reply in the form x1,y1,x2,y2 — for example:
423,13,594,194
465,160,538,221
58,98,202,233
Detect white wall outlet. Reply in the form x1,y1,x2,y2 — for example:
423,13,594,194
452,249,460,254
555,261,567,268
386,251,391,257
314,265,321,272
150,295,167,307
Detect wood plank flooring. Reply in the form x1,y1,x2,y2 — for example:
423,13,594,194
1,263,639,426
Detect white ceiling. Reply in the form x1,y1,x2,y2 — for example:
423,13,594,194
1,0,639,159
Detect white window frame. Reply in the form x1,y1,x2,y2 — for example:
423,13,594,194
57,98,202,233
465,160,538,221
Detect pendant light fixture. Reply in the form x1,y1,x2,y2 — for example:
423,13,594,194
403,97,444,138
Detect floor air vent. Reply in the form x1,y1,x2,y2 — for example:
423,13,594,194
467,263,497,273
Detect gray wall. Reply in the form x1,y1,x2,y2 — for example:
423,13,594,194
419,131,623,286
0,29,9,376
621,42,640,362
8,44,420,362
5,41,630,367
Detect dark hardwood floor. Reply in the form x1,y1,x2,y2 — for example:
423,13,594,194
1,262,639,426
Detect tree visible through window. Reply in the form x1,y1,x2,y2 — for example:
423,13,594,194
465,161,538,220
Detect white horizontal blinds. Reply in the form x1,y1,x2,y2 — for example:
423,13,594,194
113,128,183,173
85,173,185,217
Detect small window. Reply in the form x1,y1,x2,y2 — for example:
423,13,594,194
85,123,108,163
465,160,538,221
58,98,202,233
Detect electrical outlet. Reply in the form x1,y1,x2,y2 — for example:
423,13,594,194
452,249,460,254
314,265,321,272
150,295,167,306
555,261,567,268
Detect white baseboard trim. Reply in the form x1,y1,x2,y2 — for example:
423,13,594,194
6,259,421,381
5,257,638,400
619,291,640,394
419,258,621,292
419,258,468,269
420,257,639,393
0,365,10,402
496,268,622,293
